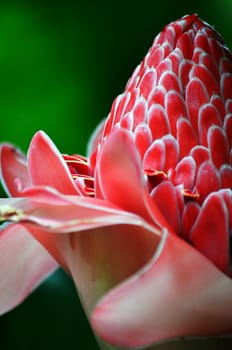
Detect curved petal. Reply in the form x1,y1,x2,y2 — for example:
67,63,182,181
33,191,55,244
0,186,151,233
87,118,106,170
0,186,162,274
0,187,163,318
0,223,57,315
28,222,162,317
96,128,174,232
190,192,230,273
72,226,164,316
27,131,80,195
91,232,232,349
0,144,30,196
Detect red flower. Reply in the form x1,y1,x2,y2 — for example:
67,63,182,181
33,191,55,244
0,14,232,349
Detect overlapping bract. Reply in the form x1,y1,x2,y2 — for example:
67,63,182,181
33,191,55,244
91,13,232,276
0,14,232,350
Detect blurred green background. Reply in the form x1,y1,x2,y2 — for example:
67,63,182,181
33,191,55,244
0,1,231,349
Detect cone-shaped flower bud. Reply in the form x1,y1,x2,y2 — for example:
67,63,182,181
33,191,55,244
0,14,232,350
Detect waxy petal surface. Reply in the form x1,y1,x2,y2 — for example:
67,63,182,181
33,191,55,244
28,131,80,195
190,192,230,272
0,187,146,233
0,191,162,317
0,224,57,315
0,185,163,275
0,144,30,196
92,233,232,348
96,129,174,231
62,222,161,316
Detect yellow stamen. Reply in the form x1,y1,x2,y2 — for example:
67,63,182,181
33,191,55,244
0,205,25,222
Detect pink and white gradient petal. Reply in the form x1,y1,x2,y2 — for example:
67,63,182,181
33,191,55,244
91,232,232,349
28,131,80,195
96,129,174,232
0,223,57,315
0,144,30,196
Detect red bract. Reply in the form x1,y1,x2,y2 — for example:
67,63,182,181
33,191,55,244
91,13,232,276
0,14,232,350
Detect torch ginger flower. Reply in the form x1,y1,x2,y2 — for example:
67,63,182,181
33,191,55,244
0,13,232,349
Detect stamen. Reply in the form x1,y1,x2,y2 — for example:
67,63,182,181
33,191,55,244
145,169,168,191
0,205,24,222
182,188,200,200
65,159,88,165
63,154,95,197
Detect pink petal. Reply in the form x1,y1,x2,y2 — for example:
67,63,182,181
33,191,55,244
148,104,170,139
124,89,139,115
147,86,166,108
0,144,30,196
151,181,181,234
114,92,131,125
156,58,172,81
159,71,181,95
198,104,222,147
134,123,152,158
0,187,145,233
138,69,157,100
190,65,220,97
190,193,230,273
165,91,187,137
95,128,142,206
186,78,209,132
210,94,226,121
208,126,229,168
0,224,57,315
199,52,219,80
96,129,172,230
87,118,106,170
176,31,194,59
91,232,232,348
220,165,232,189
162,135,179,171
102,95,119,136
143,140,166,172
177,117,198,158
194,31,211,55
169,51,182,77
120,112,133,131
179,60,193,91
0,187,163,280
132,97,147,130
182,201,200,240
219,57,232,75
190,145,210,169
146,46,164,69
173,156,196,190
1,196,163,318
28,131,80,195
62,222,161,315
209,36,225,65
87,118,108,157
195,161,221,203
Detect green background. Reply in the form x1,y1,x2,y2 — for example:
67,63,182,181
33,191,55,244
0,1,231,349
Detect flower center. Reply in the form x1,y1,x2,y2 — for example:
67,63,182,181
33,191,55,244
145,168,200,200
63,154,95,196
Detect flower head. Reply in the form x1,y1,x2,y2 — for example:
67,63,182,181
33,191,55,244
0,14,232,350
90,13,232,276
